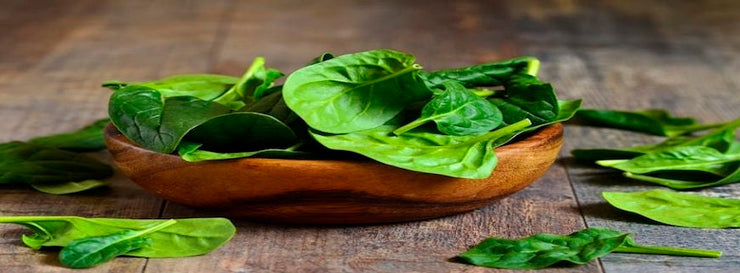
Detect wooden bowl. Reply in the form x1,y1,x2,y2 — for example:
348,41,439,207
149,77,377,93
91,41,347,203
104,123,563,224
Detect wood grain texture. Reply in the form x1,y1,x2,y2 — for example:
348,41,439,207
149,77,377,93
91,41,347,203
0,0,737,272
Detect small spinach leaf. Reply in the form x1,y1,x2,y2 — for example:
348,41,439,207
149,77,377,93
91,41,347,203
28,118,110,151
421,56,539,89
393,81,502,136
596,146,740,175
283,49,431,134
58,219,177,268
458,227,720,270
602,190,740,228
212,57,283,109
575,109,725,136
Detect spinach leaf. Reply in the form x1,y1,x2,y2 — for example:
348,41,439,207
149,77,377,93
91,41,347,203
283,49,431,134
458,227,720,269
393,81,502,136
212,57,283,109
30,180,107,195
181,112,298,153
421,56,539,89
575,109,725,136
108,86,232,153
488,74,559,127
241,90,299,125
311,119,531,178
623,164,740,189
28,118,110,151
573,117,740,161
0,216,235,257
602,190,740,228
491,99,582,147
0,142,112,185
597,146,740,175
102,74,239,101
58,219,177,268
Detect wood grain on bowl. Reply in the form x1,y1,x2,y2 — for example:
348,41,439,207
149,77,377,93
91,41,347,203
104,123,563,224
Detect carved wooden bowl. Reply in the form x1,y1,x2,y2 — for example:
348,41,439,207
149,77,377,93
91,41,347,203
104,123,563,224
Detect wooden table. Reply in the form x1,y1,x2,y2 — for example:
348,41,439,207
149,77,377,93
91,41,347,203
1,0,737,272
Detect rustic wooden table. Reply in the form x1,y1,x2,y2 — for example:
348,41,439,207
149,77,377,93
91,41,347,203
1,0,738,272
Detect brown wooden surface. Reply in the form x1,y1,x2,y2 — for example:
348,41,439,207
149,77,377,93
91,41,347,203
0,0,737,272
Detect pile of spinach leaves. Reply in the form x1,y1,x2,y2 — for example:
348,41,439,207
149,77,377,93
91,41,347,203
106,49,581,178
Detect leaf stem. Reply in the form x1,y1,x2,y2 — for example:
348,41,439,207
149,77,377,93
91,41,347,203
393,117,434,135
615,244,722,258
525,58,540,76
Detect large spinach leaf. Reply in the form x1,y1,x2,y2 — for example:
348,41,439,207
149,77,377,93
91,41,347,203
283,49,431,134
602,190,740,228
597,146,740,175
28,118,110,152
0,142,112,185
58,219,177,268
421,56,539,89
0,216,235,257
458,227,720,270
575,109,725,136
491,99,582,147
311,119,531,178
102,74,239,101
393,81,502,136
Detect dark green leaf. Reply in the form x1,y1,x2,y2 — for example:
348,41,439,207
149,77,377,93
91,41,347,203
597,146,740,175
459,228,721,269
492,99,582,147
283,49,431,134
575,109,725,136
602,190,740,228
623,163,740,189
393,81,502,136
28,119,110,151
306,52,335,65
58,220,176,268
30,180,107,195
311,119,531,178
488,74,559,127
182,112,298,153
108,86,231,153
421,56,539,88
0,142,112,185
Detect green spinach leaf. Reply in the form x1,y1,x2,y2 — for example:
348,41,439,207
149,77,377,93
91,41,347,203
0,216,235,257
108,86,232,153
0,142,112,185
212,57,283,109
30,180,108,195
178,142,312,162
602,190,740,228
575,109,725,136
488,74,559,127
623,164,740,189
421,56,539,89
597,146,740,175
311,119,531,178
393,81,502,136
58,219,177,268
573,117,740,161
102,74,239,101
28,118,110,151
283,49,431,134
458,227,720,269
